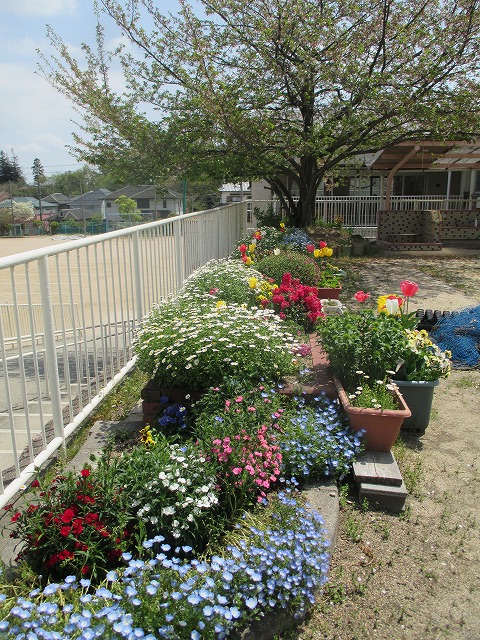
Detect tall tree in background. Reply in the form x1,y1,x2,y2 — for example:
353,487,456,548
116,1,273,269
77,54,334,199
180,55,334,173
32,158,45,221
0,150,25,228
39,0,480,227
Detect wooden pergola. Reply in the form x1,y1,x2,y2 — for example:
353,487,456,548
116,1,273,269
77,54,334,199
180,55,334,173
365,140,480,208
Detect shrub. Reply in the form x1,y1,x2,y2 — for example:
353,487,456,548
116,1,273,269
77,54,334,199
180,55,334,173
133,299,300,390
256,251,322,287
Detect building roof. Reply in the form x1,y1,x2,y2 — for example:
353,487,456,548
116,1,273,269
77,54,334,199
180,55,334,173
106,186,182,200
44,192,70,205
219,182,251,193
106,185,156,200
364,140,480,171
69,189,111,206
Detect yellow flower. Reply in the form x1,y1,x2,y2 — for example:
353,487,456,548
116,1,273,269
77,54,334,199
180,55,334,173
248,277,258,289
314,249,321,258
280,222,285,229
325,247,333,257
216,300,226,308
245,256,253,266
248,243,256,253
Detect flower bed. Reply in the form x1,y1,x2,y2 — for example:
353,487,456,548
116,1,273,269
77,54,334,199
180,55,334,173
0,241,363,638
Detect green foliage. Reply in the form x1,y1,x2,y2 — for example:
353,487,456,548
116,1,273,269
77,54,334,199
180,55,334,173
0,150,24,185
256,251,322,286
254,205,283,227
317,311,409,391
39,1,480,227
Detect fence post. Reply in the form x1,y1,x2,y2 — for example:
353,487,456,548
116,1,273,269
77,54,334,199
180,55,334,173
38,256,65,446
132,231,144,324
174,216,185,291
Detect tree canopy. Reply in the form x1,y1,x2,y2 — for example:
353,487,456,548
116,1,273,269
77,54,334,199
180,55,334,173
39,0,480,226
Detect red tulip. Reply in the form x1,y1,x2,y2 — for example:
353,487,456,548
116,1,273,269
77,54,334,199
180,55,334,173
306,243,315,253
354,290,370,303
239,244,247,254
319,241,327,248
400,280,419,298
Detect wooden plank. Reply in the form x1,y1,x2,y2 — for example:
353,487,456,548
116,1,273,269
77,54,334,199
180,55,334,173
353,451,403,486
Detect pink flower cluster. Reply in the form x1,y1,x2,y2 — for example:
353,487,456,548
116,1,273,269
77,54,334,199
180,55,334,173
211,426,282,502
268,272,324,325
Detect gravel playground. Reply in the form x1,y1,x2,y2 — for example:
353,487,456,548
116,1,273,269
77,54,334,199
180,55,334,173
297,251,480,640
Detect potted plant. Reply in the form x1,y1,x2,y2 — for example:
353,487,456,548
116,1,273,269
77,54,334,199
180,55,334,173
317,311,411,450
393,329,452,431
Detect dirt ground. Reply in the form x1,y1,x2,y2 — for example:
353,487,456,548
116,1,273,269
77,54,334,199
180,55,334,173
0,235,77,259
296,252,480,640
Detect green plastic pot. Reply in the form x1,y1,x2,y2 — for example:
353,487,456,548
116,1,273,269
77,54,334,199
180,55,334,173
395,379,440,432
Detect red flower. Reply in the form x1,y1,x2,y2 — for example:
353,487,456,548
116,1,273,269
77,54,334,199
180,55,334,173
85,512,99,525
306,243,315,253
80,469,91,478
354,290,370,303
400,280,419,298
10,512,21,523
60,526,71,537
60,508,76,524
72,518,84,535
239,244,247,254
31,479,40,488
81,565,90,575
58,550,74,561
319,241,327,248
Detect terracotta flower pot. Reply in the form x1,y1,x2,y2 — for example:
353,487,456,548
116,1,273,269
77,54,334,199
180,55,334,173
333,377,411,451
317,284,342,300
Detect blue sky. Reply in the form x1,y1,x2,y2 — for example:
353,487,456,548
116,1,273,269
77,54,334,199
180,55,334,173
1,0,180,181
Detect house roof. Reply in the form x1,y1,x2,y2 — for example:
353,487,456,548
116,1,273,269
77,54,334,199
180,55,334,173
219,182,251,192
69,189,111,206
44,192,70,205
364,140,480,171
106,186,182,200
106,185,156,200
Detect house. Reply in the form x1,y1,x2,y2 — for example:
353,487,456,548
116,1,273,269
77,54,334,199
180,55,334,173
68,189,111,219
44,193,71,210
219,182,251,204
105,185,183,220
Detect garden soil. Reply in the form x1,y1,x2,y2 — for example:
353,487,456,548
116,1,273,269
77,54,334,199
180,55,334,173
297,251,480,640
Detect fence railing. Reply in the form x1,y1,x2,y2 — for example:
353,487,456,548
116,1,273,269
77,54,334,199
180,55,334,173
250,195,473,238
0,203,246,507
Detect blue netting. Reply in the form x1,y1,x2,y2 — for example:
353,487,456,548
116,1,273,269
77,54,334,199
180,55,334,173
432,306,480,368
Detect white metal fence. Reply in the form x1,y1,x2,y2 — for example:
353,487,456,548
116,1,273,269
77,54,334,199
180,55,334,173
250,195,472,238
0,203,246,507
